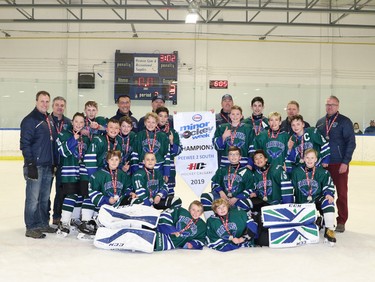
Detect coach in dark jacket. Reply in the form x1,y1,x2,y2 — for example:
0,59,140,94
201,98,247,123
111,94,138,132
20,90,56,239
316,95,356,233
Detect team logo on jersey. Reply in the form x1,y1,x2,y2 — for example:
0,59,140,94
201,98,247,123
266,140,285,159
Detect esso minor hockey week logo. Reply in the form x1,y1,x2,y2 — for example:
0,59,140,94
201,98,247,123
180,114,214,140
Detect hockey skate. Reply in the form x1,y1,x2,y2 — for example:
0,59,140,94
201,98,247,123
69,218,82,235
77,220,97,241
324,228,336,246
56,222,70,238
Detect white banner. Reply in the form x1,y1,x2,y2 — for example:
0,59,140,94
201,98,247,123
174,112,218,197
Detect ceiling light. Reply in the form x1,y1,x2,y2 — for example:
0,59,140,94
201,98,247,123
185,12,198,24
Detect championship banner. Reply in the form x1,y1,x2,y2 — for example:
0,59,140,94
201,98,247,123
174,112,218,196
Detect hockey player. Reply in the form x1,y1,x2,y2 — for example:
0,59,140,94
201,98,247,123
80,150,136,236
131,112,171,179
201,146,253,219
132,152,181,210
291,148,336,245
155,106,182,196
213,105,253,167
249,111,290,169
81,101,107,139
206,198,258,252
243,96,269,141
118,116,136,174
55,112,90,237
84,118,123,178
250,149,294,212
286,115,330,173
154,200,207,251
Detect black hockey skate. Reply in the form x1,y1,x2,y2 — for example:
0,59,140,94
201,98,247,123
324,228,336,246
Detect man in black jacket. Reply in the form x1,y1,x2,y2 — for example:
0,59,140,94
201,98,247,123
111,94,138,132
20,91,57,238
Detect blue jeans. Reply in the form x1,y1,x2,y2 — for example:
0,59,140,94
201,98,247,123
24,166,53,230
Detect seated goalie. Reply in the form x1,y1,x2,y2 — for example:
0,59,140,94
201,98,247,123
94,201,206,253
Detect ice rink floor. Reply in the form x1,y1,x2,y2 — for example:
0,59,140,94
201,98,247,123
1,161,374,282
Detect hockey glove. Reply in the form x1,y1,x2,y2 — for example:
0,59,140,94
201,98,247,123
27,162,38,180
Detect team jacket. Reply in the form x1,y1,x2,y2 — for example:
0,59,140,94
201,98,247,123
316,113,356,164
291,166,335,204
252,164,294,205
213,122,253,167
56,129,91,183
20,107,53,166
286,127,330,173
89,167,133,208
206,209,256,252
131,129,171,176
155,207,207,250
211,164,253,200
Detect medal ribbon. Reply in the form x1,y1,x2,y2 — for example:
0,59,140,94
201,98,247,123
296,133,305,159
110,169,118,196
146,130,157,153
325,112,339,137
227,164,240,195
106,135,118,152
45,114,54,141
121,134,130,156
178,218,198,235
219,215,233,238
262,167,270,198
305,167,316,198
230,124,240,145
220,113,230,124
268,129,280,139
77,135,84,160
251,116,263,136
145,168,155,199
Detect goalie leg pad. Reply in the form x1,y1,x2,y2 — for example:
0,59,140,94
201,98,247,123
98,204,160,229
268,223,319,248
262,203,317,228
94,227,156,253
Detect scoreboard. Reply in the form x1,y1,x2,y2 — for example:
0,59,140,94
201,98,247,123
114,51,178,104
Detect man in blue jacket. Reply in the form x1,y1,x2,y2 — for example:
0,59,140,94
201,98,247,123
20,91,57,238
316,95,356,233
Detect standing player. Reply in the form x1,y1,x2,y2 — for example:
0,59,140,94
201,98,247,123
131,112,171,179
249,112,289,169
118,116,136,174
286,115,330,173
316,95,356,233
250,149,294,212
201,146,253,219
155,106,182,196
213,105,253,167
155,201,207,251
206,199,258,252
291,149,336,245
81,101,107,139
132,152,181,210
55,112,90,237
243,96,269,141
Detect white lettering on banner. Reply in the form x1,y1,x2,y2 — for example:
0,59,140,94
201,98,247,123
174,112,217,196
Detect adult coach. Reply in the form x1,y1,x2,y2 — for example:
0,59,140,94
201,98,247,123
20,91,57,238
111,94,138,132
316,95,356,233
280,100,310,134
215,94,234,126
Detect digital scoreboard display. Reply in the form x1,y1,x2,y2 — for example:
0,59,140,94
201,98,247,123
114,51,178,104
209,80,228,89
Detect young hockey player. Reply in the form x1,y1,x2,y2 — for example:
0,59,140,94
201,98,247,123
250,149,294,212
118,116,136,174
84,118,123,178
286,115,330,173
154,200,207,251
131,112,171,179
201,146,253,219
80,150,136,236
155,106,182,196
132,152,181,210
206,198,258,252
249,111,290,169
243,96,269,140
81,101,107,139
291,148,336,245
213,105,253,167
56,112,90,237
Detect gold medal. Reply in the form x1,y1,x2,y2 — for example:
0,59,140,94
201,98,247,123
114,195,119,201
307,195,312,201
263,196,268,202
299,159,305,164
325,136,330,141
227,192,232,198
229,235,234,241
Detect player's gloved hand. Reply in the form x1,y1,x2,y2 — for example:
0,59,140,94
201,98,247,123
27,163,38,180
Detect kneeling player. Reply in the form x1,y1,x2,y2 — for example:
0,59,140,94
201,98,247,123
132,152,182,209
206,198,258,252
291,148,336,245
201,146,253,219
